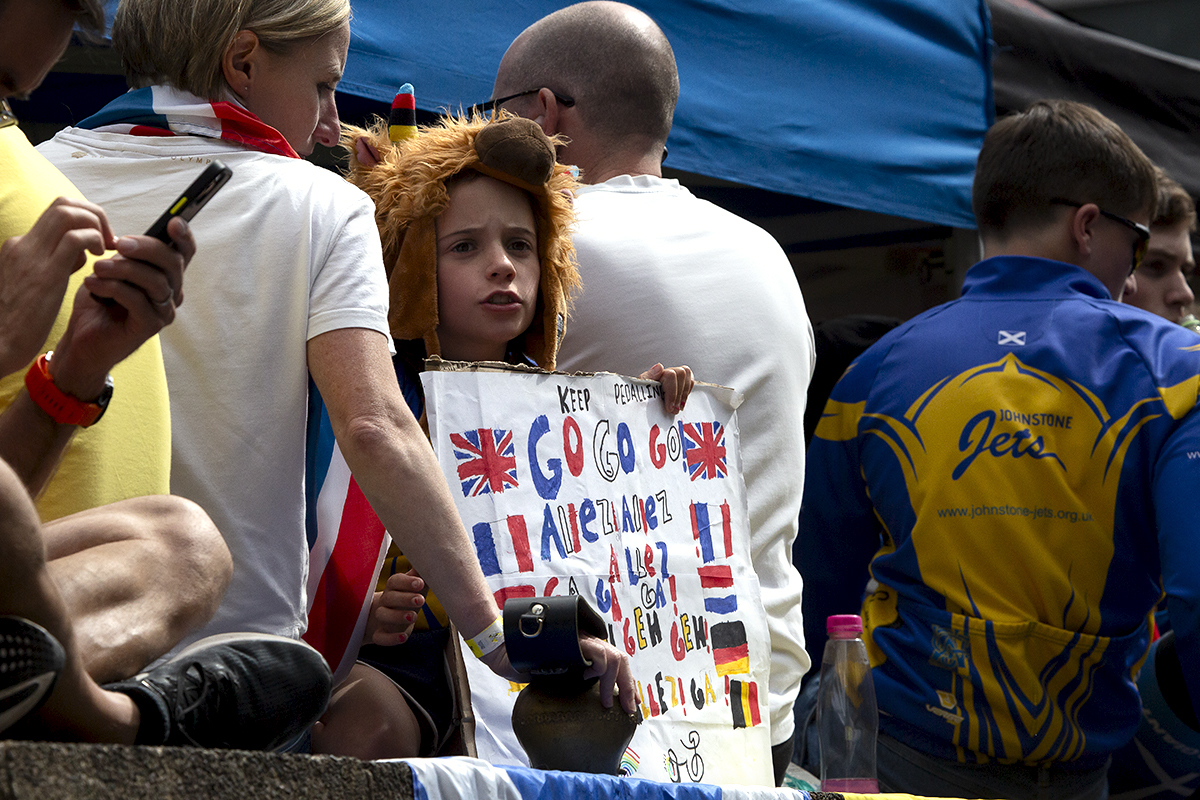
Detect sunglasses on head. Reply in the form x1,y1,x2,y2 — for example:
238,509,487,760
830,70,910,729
466,88,576,119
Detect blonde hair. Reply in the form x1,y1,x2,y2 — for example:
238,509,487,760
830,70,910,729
65,0,106,34
111,0,350,100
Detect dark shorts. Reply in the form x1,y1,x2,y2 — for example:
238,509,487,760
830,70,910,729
357,627,457,757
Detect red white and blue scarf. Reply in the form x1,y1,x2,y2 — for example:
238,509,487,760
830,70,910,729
77,85,300,159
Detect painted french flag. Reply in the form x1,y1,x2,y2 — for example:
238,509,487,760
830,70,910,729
303,382,390,685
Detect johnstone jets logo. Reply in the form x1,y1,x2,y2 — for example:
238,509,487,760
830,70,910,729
998,330,1026,346
930,624,968,670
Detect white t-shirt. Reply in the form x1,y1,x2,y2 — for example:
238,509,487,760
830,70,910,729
39,129,391,647
557,174,815,745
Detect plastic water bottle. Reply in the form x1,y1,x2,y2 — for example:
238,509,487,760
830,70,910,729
817,614,879,793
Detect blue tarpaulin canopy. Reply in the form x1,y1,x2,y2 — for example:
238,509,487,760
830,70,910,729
86,0,991,229
341,0,993,229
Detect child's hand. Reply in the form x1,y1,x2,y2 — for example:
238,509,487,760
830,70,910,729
640,363,694,415
365,568,426,646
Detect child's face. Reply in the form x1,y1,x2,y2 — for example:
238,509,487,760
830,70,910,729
435,175,542,362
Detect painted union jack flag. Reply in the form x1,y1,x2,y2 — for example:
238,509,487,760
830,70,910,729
681,421,728,481
452,428,519,497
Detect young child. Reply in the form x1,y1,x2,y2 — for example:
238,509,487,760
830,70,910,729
313,111,691,759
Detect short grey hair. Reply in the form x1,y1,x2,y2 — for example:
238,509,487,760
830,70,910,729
498,2,678,150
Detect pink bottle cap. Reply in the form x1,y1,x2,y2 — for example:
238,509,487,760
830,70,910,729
826,614,863,637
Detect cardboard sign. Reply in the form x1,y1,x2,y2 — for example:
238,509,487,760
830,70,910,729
423,364,773,786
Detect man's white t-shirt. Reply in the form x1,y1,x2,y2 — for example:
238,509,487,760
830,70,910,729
556,174,816,746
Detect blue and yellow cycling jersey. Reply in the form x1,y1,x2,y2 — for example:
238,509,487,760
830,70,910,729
801,255,1200,767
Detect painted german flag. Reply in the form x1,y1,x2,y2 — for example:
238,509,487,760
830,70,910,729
388,84,417,143
730,679,762,728
711,620,749,676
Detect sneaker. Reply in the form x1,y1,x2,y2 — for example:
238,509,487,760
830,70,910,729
107,632,332,751
0,616,65,735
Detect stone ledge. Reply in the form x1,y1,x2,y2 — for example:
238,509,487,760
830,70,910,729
0,742,414,800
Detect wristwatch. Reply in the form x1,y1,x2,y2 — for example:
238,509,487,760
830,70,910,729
24,352,113,427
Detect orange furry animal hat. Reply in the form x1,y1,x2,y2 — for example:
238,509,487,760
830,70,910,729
342,112,580,369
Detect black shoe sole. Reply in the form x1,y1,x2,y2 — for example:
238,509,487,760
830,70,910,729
0,616,65,735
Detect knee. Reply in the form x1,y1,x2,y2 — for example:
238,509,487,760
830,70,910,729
0,459,47,573
333,707,421,760
139,496,232,609
313,668,423,759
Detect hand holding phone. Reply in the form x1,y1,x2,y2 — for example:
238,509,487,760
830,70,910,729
91,161,231,307
144,161,232,243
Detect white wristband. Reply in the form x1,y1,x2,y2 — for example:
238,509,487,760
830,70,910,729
465,616,505,659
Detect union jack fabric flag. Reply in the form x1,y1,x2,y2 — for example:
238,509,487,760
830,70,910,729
452,428,519,497
681,421,728,481
304,383,391,685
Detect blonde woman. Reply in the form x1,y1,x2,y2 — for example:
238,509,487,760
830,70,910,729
39,0,633,757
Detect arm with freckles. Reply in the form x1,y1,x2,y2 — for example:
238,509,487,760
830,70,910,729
310,327,636,709
308,328,514,664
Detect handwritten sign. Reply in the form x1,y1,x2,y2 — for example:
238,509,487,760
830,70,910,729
423,364,773,785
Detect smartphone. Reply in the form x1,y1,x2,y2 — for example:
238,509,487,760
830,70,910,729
90,161,232,306
144,160,232,243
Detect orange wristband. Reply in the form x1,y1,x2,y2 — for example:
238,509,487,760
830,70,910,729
24,352,113,427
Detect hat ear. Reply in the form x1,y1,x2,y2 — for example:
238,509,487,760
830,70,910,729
473,117,556,192
341,81,418,174
388,83,418,143
340,123,393,178
388,216,441,351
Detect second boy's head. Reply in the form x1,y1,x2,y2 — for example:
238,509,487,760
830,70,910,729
343,113,580,369
973,100,1157,297
1124,170,1197,324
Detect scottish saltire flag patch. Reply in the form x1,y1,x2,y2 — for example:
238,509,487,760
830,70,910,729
452,428,519,497
681,421,728,480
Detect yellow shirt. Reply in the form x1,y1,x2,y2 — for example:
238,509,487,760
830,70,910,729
0,124,170,520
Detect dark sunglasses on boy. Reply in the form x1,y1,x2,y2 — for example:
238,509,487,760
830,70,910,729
1051,199,1150,275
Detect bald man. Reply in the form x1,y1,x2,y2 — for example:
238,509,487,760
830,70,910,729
486,2,815,784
